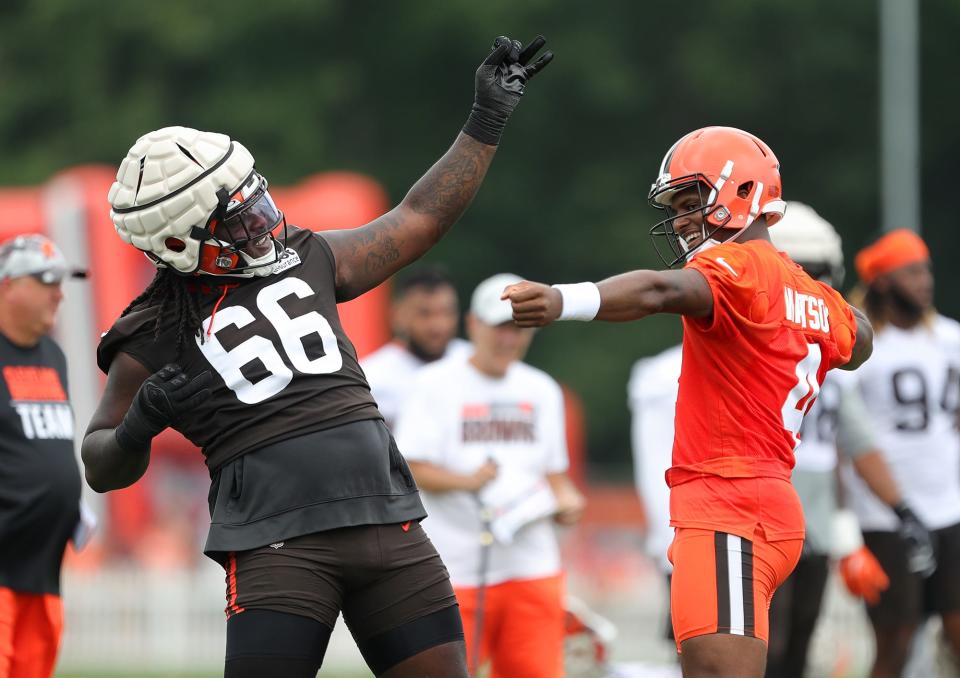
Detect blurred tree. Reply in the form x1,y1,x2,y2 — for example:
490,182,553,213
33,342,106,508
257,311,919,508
0,0,956,477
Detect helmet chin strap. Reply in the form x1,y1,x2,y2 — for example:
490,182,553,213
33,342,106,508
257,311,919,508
685,219,752,261
693,238,722,257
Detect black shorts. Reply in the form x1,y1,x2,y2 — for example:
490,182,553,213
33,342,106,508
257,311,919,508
223,521,458,641
863,521,960,627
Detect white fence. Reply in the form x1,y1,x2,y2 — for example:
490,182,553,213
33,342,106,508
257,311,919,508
59,561,366,674
58,559,951,677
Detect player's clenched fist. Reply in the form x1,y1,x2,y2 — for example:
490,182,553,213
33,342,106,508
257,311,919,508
115,364,212,452
501,280,563,327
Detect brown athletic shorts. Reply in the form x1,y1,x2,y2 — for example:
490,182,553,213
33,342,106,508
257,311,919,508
223,520,457,641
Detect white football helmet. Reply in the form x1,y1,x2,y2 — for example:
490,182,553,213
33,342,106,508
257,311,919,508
108,126,285,277
769,201,845,286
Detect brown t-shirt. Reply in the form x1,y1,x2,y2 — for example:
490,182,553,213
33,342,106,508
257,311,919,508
97,227,383,471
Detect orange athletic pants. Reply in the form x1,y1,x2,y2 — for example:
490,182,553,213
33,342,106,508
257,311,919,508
668,527,803,652
0,587,63,678
455,574,565,678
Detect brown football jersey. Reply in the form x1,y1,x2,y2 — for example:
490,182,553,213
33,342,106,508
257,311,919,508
97,227,383,471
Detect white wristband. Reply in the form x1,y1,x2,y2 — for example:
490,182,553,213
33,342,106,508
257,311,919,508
553,282,601,321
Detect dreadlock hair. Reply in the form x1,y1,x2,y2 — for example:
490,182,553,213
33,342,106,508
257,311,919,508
119,268,206,357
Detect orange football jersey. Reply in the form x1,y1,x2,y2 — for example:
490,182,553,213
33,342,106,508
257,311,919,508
667,239,857,541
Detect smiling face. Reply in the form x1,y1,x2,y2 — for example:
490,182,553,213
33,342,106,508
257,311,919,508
666,183,754,256
668,185,710,252
216,188,283,259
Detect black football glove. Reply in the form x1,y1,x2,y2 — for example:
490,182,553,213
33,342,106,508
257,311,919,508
894,503,937,577
463,34,553,146
115,364,212,452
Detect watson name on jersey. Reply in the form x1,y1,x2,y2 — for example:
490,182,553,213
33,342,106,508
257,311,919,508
669,239,856,541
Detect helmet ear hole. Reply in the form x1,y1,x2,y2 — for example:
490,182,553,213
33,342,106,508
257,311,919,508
737,181,754,199
165,237,186,252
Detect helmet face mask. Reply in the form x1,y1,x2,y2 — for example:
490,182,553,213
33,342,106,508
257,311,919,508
199,172,288,276
647,127,785,267
648,176,731,268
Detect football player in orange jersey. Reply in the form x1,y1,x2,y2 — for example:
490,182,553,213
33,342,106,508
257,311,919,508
502,126,874,678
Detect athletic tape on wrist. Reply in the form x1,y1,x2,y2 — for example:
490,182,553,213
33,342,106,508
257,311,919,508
553,282,601,321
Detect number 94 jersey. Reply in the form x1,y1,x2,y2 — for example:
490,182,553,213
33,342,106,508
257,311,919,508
97,227,382,471
844,315,960,531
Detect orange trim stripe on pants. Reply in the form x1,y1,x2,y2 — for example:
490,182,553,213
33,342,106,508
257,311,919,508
224,551,246,618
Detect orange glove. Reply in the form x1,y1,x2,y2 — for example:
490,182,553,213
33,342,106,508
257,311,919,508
839,546,890,605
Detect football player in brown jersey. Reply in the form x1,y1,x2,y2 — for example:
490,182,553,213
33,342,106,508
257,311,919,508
82,36,552,678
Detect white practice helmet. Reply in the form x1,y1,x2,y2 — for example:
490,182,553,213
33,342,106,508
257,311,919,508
108,126,284,276
769,201,845,286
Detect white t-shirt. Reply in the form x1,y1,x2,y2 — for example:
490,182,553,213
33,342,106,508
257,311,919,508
361,338,471,430
628,344,682,572
395,355,569,587
842,315,960,531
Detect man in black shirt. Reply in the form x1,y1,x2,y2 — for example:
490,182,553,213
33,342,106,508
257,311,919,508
0,234,85,678
83,35,552,678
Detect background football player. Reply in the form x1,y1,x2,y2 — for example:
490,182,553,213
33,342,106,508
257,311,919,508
844,229,960,678
362,266,471,430
764,205,933,678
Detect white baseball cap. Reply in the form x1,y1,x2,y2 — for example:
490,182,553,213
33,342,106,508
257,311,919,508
0,234,87,284
470,273,523,326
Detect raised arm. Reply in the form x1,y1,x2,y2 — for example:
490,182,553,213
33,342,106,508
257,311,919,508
81,355,210,493
321,35,553,302
322,135,495,302
502,268,714,327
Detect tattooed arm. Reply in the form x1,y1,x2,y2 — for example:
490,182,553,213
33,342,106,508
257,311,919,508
322,134,495,301
320,35,553,302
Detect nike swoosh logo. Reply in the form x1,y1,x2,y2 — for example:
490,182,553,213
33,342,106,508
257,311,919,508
717,257,738,277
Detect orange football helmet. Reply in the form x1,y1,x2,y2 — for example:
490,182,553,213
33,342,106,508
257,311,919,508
648,126,786,266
